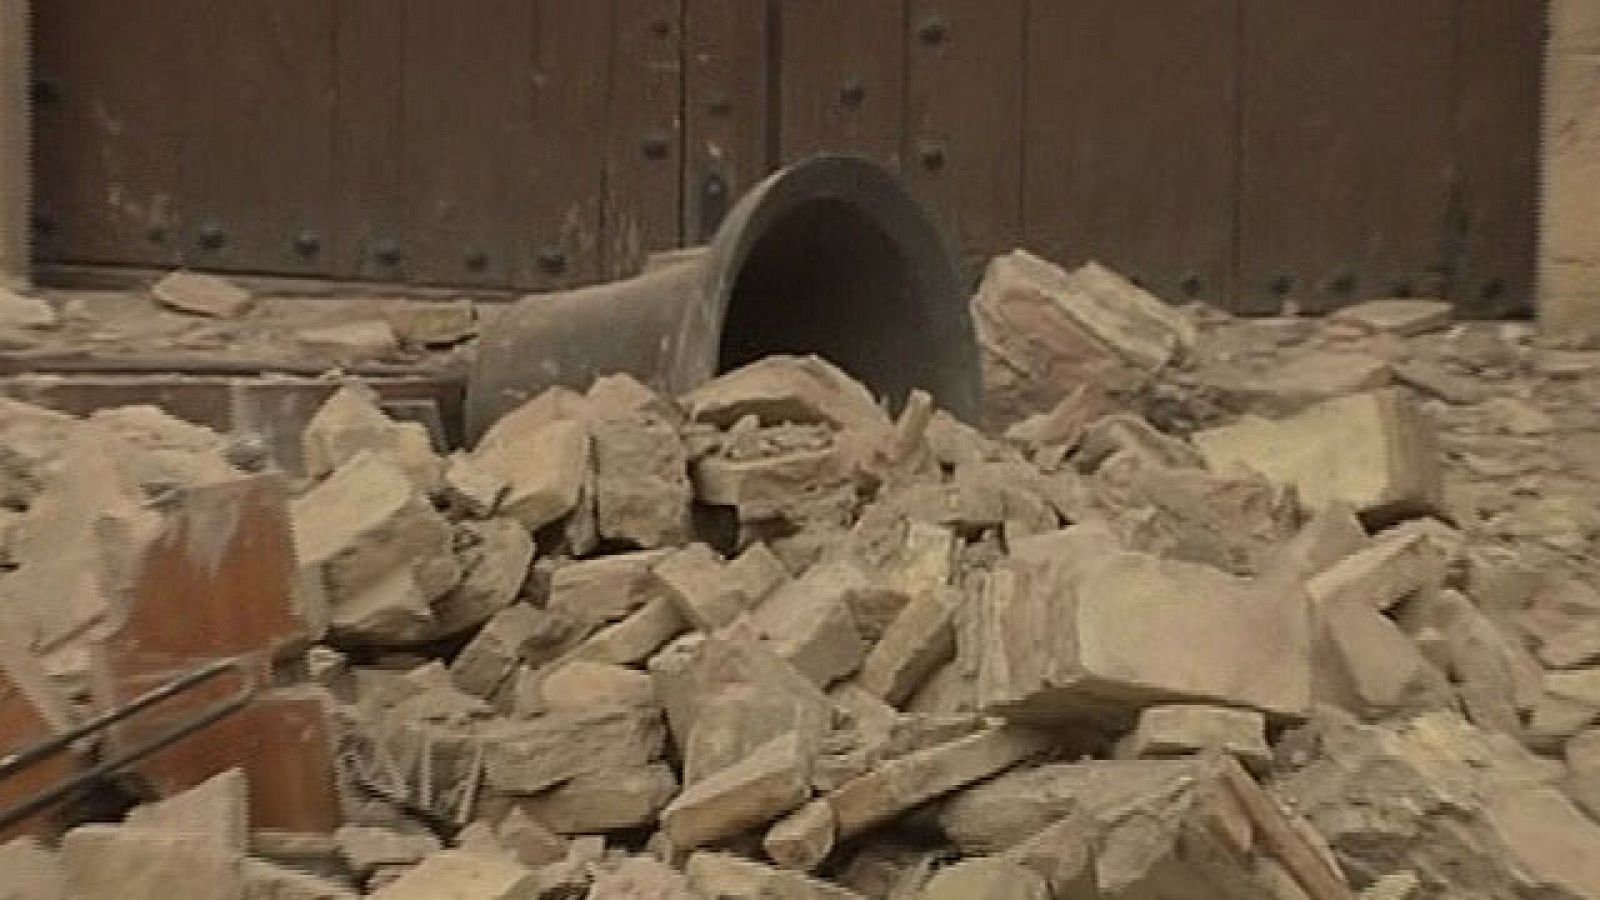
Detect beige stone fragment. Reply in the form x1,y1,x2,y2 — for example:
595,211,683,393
751,569,868,688
827,727,1049,842
125,768,250,852
857,587,957,707
547,550,671,630
302,385,440,488
534,660,656,711
1193,388,1442,523
518,764,677,834
1329,299,1452,337
496,807,568,868
297,320,398,360
383,298,475,346
662,732,813,848
480,705,664,794
685,851,866,900
152,269,253,318
450,605,563,698
921,857,1049,900
587,855,693,899
1117,705,1271,771
1483,784,1600,899
764,799,836,872
653,543,746,630
591,410,692,548
569,595,686,666
1305,521,1452,611
1317,600,1452,719
0,837,64,900
684,355,891,434
694,446,847,521
335,826,441,876
0,286,59,328
1261,503,1371,587
367,850,537,900
60,826,241,900
471,395,590,531
432,518,534,638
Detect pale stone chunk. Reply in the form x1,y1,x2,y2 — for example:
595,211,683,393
591,411,692,548
367,850,537,900
241,859,357,900
152,269,253,318
472,399,589,531
480,706,664,794
535,661,656,711
518,764,677,834
661,732,813,849
60,827,241,900
302,385,440,488
1329,299,1453,337
547,550,671,630
125,768,250,852
685,852,866,900
764,799,836,872
857,587,957,707
0,837,64,900
750,570,868,688
297,321,399,361
432,518,534,638
921,858,1048,900
1116,705,1271,772
1305,521,1453,611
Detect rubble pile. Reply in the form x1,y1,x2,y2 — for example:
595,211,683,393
5,252,1600,899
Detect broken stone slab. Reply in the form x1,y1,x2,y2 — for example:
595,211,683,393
569,595,686,666
470,392,590,531
532,660,656,712
480,705,665,794
151,270,254,319
1261,503,1371,587
60,826,241,900
1482,783,1600,899
750,567,869,688
530,835,606,897
0,837,64,900
241,858,358,900
694,442,850,523
827,726,1050,843
1115,705,1271,772
976,529,1313,723
1304,520,1454,612
684,355,891,436
442,453,506,518
1529,669,1600,747
1077,412,1205,473
124,768,250,853
547,550,672,631
1003,383,1109,452
1193,388,1442,525
334,825,442,878
857,587,957,707
661,731,813,849
1316,600,1453,720
653,543,747,631
450,605,570,698
366,850,537,900
432,518,534,638
516,763,677,834
590,410,692,549
1329,299,1453,338
971,251,1194,428
383,298,476,347
1441,599,1540,735
297,320,399,361
302,385,441,489
685,852,866,900
921,857,1049,900
1202,350,1394,416
764,799,836,872
496,807,569,868
292,451,460,644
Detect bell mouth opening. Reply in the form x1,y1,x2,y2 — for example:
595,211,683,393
709,155,979,420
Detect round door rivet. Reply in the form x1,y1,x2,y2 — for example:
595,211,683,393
839,80,867,108
198,223,227,250
650,18,671,37
706,91,733,116
1270,275,1294,296
538,246,569,275
918,141,947,170
294,229,321,257
642,134,671,160
1181,274,1203,297
917,15,948,45
466,250,489,271
374,239,402,266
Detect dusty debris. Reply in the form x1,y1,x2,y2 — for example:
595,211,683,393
0,286,58,328
661,731,813,849
685,851,866,900
1329,299,1453,337
302,385,441,489
516,763,678,834
151,269,255,319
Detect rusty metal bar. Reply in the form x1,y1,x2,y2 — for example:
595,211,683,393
0,656,258,832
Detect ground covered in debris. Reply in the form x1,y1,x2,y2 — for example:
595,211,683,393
6,252,1600,898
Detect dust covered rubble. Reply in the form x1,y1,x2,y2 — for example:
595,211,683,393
6,271,1600,898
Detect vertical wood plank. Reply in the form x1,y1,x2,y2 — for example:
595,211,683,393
777,0,907,167
683,0,769,245
905,0,1024,266
524,0,612,289
604,0,685,279
1237,0,1456,314
331,0,406,281
181,2,336,276
0,0,27,287
32,0,186,268
1024,0,1240,306
400,0,536,288
1453,0,1544,317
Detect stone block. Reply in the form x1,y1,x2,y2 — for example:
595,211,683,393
1193,388,1442,523
591,411,692,548
297,321,399,361
533,660,656,712
61,826,241,900
661,732,813,849
683,355,891,435
497,808,568,868
587,855,693,900
334,826,441,877
451,605,567,698
685,852,866,900
480,706,665,794
0,837,63,900
432,518,534,638
517,764,677,834
921,858,1048,900
1116,705,1271,772
152,270,253,318
569,595,687,666
1261,503,1370,587
471,395,590,531
653,543,746,631
292,452,460,644
1328,299,1453,337
125,768,250,852
976,531,1313,723
241,859,357,900
367,850,537,900
1304,521,1453,611
764,799,836,872
827,727,1049,842
547,550,671,630
751,569,868,688
1317,601,1453,720
302,385,440,489
857,587,957,707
